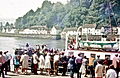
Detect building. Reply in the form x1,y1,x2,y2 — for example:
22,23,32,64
19,26,48,34
61,27,78,39
50,26,62,35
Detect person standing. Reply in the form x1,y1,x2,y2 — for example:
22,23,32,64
6,51,12,72
61,53,68,76
13,53,20,74
94,55,100,68
3,51,9,75
103,57,110,75
20,51,29,74
54,53,59,75
75,53,82,78
95,60,104,78
88,54,95,78
32,51,39,75
112,54,119,77
38,54,45,74
106,65,117,78
0,51,5,78
79,56,88,77
68,55,76,78
45,53,51,75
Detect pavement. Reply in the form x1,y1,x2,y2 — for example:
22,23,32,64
3,72,91,78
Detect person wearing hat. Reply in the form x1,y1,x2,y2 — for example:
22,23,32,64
0,51,5,78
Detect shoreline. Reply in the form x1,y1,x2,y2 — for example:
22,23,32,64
0,33,61,39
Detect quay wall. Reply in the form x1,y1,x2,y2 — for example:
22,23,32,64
0,33,61,39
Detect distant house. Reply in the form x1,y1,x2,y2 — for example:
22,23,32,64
82,24,96,35
7,29,16,33
19,26,48,34
61,27,78,38
30,26,48,34
19,29,37,34
50,26,62,35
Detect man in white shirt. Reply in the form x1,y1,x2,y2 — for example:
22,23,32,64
106,65,117,78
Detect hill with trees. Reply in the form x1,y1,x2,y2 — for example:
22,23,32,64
15,0,120,29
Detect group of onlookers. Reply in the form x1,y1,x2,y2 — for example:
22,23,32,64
67,53,120,78
1,43,120,78
0,51,12,78
13,44,68,76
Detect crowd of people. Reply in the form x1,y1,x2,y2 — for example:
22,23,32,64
0,43,120,78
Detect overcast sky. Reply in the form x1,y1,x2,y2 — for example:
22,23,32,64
0,0,67,19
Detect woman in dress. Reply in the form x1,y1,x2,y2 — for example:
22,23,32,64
44,53,51,75
38,54,45,74
79,56,88,77
20,52,29,74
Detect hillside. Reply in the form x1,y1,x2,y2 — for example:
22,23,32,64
15,0,120,29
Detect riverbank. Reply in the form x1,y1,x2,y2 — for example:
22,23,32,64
0,33,61,39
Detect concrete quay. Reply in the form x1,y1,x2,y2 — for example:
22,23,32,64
4,72,91,78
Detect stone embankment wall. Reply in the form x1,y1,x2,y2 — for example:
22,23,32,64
0,33,61,39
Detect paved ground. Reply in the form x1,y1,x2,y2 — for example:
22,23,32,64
4,72,91,78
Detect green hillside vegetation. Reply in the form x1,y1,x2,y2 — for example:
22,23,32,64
15,0,120,29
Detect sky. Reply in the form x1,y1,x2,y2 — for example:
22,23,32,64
0,0,67,20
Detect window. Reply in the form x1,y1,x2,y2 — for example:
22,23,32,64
105,55,110,60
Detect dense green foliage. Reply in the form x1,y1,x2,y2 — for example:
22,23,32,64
15,0,120,29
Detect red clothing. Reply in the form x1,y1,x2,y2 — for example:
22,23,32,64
103,59,109,66
0,55,6,66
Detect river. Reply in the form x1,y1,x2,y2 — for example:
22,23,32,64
0,37,65,54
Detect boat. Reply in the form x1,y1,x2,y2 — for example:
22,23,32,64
64,1,120,60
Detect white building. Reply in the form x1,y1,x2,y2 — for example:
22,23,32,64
19,29,38,34
61,27,78,38
82,24,96,35
6,29,16,33
19,26,48,34
50,26,62,35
